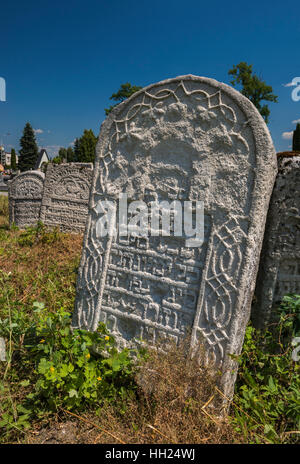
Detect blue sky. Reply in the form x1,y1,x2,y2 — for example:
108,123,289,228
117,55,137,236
0,0,299,157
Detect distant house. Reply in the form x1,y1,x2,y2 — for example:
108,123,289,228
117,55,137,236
0,145,18,167
35,149,49,171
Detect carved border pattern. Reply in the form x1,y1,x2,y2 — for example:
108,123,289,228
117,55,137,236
75,80,252,362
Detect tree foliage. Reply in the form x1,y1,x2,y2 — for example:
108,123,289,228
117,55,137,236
105,82,142,115
76,129,97,163
54,130,97,165
53,147,75,164
10,148,17,171
292,123,300,151
18,123,39,172
228,62,278,123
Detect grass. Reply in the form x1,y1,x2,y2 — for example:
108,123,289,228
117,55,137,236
0,195,299,444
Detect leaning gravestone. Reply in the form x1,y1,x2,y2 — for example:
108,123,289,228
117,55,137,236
73,75,277,399
40,163,93,233
252,155,300,329
8,170,45,228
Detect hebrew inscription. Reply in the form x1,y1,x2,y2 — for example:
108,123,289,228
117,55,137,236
252,156,300,328
40,163,93,233
73,75,277,398
9,170,45,228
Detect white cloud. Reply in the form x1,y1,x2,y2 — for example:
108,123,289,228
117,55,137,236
292,119,300,124
34,128,44,134
283,81,296,87
282,131,293,140
43,145,60,158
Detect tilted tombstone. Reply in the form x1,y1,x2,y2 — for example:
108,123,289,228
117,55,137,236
40,163,93,233
73,75,277,399
9,170,45,228
252,155,300,329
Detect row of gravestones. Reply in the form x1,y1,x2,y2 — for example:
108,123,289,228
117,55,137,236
9,163,93,233
8,75,300,402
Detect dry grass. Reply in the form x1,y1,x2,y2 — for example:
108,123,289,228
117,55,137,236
1,196,242,444
92,343,240,444
27,340,242,444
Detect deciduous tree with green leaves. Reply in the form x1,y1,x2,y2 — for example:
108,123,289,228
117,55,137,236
105,82,142,115
228,62,278,124
18,123,39,172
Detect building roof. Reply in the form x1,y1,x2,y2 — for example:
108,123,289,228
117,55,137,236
35,149,49,169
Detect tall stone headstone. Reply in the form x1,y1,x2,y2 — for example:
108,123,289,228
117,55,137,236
40,163,93,233
73,75,277,399
9,170,45,228
252,155,300,329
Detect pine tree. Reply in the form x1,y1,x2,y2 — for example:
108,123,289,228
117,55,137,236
292,123,300,151
73,138,81,162
18,122,39,172
11,148,17,171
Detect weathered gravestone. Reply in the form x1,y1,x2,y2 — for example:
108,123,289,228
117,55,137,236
252,155,300,329
72,75,277,399
9,170,45,228
40,163,93,233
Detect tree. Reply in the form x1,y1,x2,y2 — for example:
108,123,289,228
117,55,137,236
105,82,142,115
73,138,81,162
18,122,39,172
76,129,97,163
292,123,300,151
58,147,68,162
56,130,97,164
53,146,75,164
11,148,17,171
66,147,74,162
228,62,278,123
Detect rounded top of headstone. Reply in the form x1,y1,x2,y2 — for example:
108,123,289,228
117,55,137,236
49,162,93,169
98,75,276,171
9,170,45,199
105,74,273,135
10,170,45,182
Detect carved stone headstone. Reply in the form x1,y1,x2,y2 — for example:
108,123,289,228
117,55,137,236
252,155,300,329
73,75,277,398
40,163,93,233
9,170,45,228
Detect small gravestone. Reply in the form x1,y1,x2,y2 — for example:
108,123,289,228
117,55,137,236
40,163,93,233
252,155,300,329
8,170,45,228
73,75,277,399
